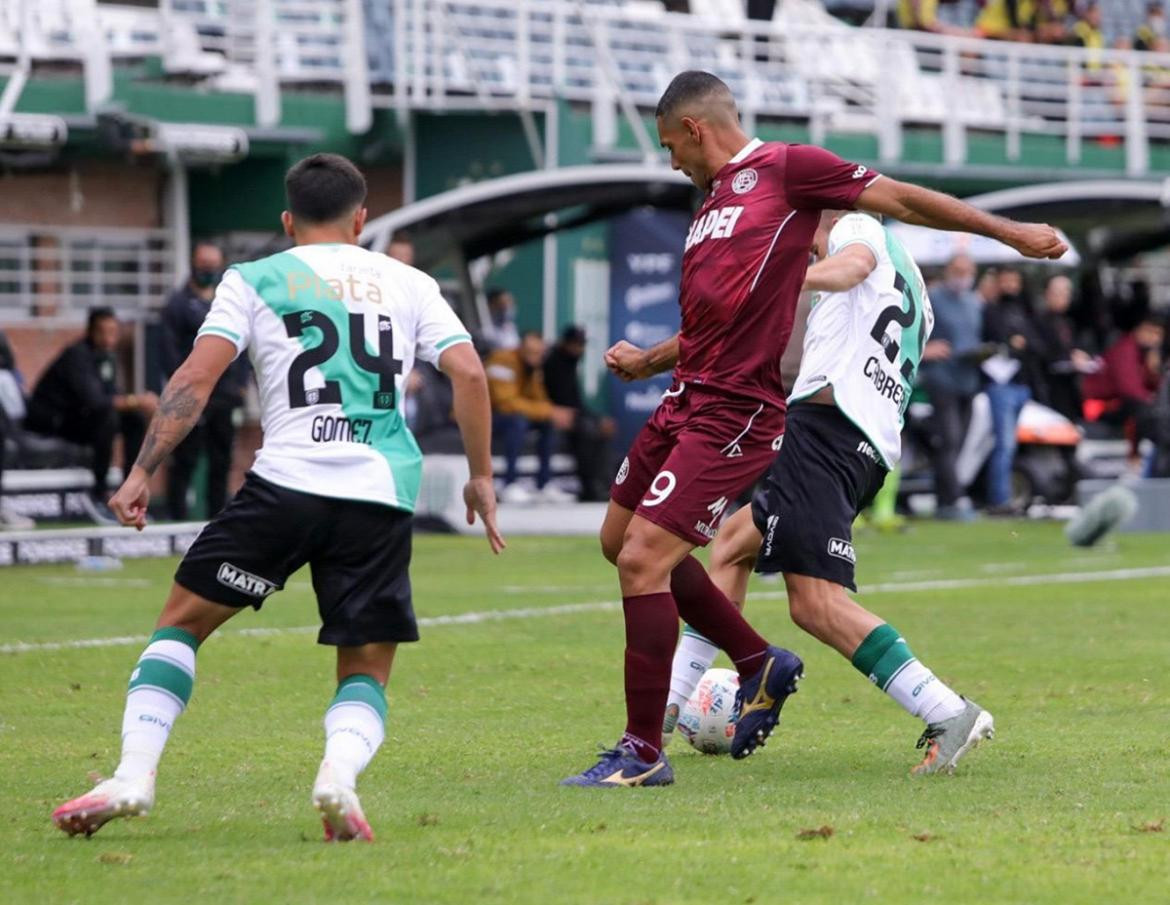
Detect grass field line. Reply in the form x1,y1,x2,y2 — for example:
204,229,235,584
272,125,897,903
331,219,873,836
0,600,621,654
3,563,1169,656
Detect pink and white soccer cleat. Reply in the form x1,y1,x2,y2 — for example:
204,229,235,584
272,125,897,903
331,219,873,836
52,775,155,837
312,764,374,842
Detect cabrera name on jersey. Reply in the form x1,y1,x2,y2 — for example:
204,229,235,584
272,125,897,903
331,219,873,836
195,243,471,511
788,213,933,469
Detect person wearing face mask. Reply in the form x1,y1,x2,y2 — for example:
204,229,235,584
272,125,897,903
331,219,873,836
917,254,983,520
159,241,250,520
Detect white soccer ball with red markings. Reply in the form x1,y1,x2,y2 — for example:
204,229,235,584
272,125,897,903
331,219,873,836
678,668,740,755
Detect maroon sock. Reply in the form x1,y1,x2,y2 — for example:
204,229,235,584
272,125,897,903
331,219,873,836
670,554,768,679
621,592,679,763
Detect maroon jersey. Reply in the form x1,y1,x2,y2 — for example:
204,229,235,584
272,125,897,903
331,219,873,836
675,139,881,408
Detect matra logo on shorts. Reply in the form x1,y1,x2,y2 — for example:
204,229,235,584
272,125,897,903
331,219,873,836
615,457,630,485
217,562,277,598
731,168,758,194
826,538,856,564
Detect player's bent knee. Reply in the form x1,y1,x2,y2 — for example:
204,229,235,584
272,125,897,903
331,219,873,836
599,529,623,566
156,584,240,643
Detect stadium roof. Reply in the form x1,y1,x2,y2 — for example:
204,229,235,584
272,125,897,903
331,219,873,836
361,168,1162,271
361,165,696,269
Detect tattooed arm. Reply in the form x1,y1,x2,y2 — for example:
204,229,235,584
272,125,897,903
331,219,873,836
109,336,239,529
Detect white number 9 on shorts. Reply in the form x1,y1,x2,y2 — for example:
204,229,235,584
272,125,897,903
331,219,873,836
642,470,677,507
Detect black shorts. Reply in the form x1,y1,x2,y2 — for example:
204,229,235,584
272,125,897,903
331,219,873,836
175,472,417,646
751,404,888,591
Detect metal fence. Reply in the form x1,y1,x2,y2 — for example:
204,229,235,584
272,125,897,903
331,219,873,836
0,225,174,315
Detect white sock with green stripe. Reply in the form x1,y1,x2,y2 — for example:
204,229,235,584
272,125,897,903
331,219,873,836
850,624,966,724
114,627,199,783
666,626,720,719
319,675,387,790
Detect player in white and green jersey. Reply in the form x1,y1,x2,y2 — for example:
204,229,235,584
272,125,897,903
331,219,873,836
53,154,505,842
667,211,994,774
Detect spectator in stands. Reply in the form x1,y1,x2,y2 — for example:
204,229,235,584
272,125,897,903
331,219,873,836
160,241,249,521
486,330,574,504
981,268,1044,513
543,325,617,502
481,287,521,352
1033,274,1094,421
404,361,461,453
897,0,970,35
976,0,1031,41
1069,1,1105,68
1134,2,1168,51
25,307,158,525
918,254,983,520
387,231,415,266
1082,314,1165,457
0,329,34,529
1031,0,1071,44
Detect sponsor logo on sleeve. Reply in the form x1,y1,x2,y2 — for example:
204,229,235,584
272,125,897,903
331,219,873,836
217,562,278,598
615,457,630,485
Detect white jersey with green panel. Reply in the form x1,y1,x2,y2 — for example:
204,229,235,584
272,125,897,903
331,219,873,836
788,213,933,469
196,243,471,511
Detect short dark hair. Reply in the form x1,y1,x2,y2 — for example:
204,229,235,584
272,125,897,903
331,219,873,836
87,306,116,334
655,70,736,121
389,230,413,245
486,286,511,305
520,329,543,343
190,239,222,262
285,153,367,224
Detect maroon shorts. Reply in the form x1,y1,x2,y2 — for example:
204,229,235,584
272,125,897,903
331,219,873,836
610,382,786,546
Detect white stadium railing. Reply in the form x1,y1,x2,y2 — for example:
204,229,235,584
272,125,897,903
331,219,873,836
0,225,174,315
1,0,1169,177
0,1,1165,179
376,0,1170,176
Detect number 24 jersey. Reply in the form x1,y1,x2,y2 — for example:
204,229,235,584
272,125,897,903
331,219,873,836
197,243,472,512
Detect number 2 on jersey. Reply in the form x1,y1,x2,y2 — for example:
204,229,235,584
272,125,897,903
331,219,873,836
869,272,926,382
283,311,403,409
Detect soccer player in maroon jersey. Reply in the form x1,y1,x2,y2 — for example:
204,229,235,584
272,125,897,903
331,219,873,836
561,71,1067,788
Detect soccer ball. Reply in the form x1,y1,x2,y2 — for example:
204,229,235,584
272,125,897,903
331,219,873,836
677,668,740,755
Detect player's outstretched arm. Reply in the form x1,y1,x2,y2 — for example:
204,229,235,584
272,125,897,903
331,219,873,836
109,335,236,530
604,334,679,382
440,343,505,554
856,177,1068,260
802,244,877,293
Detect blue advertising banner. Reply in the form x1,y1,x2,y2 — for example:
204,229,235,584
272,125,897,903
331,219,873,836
608,207,689,454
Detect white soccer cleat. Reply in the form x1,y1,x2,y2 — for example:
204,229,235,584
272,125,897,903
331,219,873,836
52,774,155,837
312,764,374,842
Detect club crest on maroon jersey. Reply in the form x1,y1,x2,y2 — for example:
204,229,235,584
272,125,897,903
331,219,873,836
731,168,758,194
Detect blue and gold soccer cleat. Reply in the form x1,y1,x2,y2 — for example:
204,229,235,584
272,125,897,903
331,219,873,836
560,744,675,787
730,646,804,759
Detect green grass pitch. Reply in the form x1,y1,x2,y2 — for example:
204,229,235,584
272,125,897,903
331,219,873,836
1,520,1167,904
